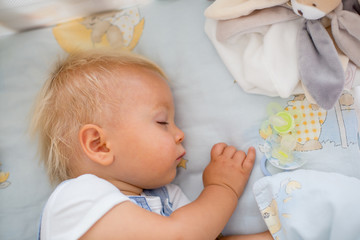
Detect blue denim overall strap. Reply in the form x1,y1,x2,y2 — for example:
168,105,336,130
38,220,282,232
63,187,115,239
129,186,174,216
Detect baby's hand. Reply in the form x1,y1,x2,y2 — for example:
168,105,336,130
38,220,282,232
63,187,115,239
202,143,256,199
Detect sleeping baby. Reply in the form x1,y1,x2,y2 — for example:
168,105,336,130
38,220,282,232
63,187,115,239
31,49,271,240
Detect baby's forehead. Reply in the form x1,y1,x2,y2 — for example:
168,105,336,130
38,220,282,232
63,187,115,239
102,65,173,118
104,65,169,99
109,65,168,87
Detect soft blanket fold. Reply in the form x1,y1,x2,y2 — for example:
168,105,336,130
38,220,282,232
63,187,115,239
253,170,360,240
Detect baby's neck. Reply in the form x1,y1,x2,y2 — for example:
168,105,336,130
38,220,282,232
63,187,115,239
108,179,143,196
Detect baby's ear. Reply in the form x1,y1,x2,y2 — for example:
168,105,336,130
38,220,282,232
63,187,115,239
79,124,114,166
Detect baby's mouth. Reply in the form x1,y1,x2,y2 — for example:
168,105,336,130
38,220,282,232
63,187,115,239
177,152,186,161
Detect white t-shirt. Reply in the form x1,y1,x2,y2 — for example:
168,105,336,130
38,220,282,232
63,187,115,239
40,174,190,240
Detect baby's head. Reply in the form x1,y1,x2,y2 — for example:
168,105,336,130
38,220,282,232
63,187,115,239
31,49,185,187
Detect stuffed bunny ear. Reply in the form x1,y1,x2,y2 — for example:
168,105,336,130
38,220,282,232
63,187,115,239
329,2,360,67
342,0,360,13
298,20,345,110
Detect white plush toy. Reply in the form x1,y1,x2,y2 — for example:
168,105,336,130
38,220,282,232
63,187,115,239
290,0,341,19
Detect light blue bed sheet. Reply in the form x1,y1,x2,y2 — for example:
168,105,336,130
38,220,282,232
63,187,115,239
0,0,360,239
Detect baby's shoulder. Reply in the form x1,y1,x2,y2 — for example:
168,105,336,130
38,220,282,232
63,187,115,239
44,174,128,215
41,175,129,239
52,174,118,199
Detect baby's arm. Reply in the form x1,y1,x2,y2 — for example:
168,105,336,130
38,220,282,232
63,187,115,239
222,231,273,240
81,143,255,240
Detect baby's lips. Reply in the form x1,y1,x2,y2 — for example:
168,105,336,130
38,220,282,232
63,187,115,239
177,152,186,161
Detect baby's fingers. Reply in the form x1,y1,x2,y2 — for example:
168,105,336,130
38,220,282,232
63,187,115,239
233,150,246,162
211,142,227,158
243,147,256,170
223,145,237,158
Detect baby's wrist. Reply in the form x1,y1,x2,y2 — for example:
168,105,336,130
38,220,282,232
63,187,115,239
204,183,239,201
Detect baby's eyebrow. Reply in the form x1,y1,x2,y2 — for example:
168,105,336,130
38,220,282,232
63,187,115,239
153,105,177,121
153,101,173,111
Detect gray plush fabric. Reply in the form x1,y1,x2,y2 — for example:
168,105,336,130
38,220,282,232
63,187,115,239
298,20,345,110
342,0,360,13
328,3,360,67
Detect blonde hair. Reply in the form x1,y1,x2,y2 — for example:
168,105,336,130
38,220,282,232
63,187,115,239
30,49,166,185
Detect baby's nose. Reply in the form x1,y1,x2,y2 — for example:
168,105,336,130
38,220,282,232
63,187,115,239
175,128,185,143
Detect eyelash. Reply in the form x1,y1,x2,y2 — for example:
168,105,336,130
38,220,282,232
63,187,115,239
157,121,169,125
